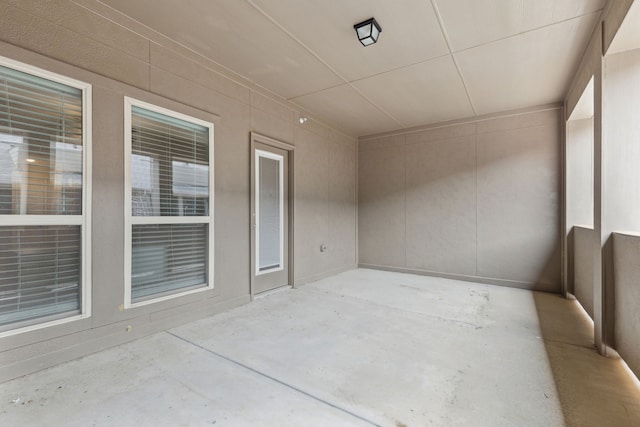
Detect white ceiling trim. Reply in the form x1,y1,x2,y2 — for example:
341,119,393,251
359,102,563,141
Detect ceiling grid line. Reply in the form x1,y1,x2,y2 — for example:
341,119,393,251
93,0,608,136
347,53,452,86
344,85,407,128
88,0,259,89
245,0,405,128
245,0,347,83
429,0,478,116
285,82,359,103
452,10,605,55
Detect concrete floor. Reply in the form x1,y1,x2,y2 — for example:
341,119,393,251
2,269,640,426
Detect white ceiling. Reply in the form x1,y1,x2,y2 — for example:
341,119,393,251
97,0,606,137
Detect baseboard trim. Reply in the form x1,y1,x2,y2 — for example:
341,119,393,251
293,264,357,288
0,295,250,383
358,264,560,292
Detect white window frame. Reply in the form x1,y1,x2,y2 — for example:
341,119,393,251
0,56,92,338
255,149,284,276
124,97,214,308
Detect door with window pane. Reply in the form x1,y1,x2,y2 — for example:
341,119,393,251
252,141,289,294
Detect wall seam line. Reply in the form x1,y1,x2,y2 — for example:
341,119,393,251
475,124,479,277
147,40,151,91
404,136,408,269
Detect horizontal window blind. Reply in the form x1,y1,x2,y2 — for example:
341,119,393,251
0,226,81,329
131,224,207,302
258,155,282,271
0,64,83,216
0,61,87,332
127,100,212,305
131,105,209,217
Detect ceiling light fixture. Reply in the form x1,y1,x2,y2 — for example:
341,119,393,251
354,18,382,47
26,158,36,163
299,115,308,124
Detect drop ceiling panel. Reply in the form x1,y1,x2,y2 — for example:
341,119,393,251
291,85,400,136
435,0,605,52
93,0,605,136
456,13,600,115
249,0,449,82
352,56,475,128
100,0,344,99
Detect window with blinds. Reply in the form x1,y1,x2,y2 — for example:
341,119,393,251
0,58,91,334
125,98,214,306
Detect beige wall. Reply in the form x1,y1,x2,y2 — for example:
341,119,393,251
612,233,640,379
293,126,357,284
564,11,607,352
602,48,640,235
566,118,594,229
358,108,562,291
565,117,594,305
0,0,356,381
564,0,640,363
602,47,640,378
573,226,594,318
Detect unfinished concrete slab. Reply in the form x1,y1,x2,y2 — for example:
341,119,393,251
2,269,639,426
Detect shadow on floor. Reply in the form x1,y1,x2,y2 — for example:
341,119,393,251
533,292,640,427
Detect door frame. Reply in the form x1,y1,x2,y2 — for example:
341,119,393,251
250,132,295,298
